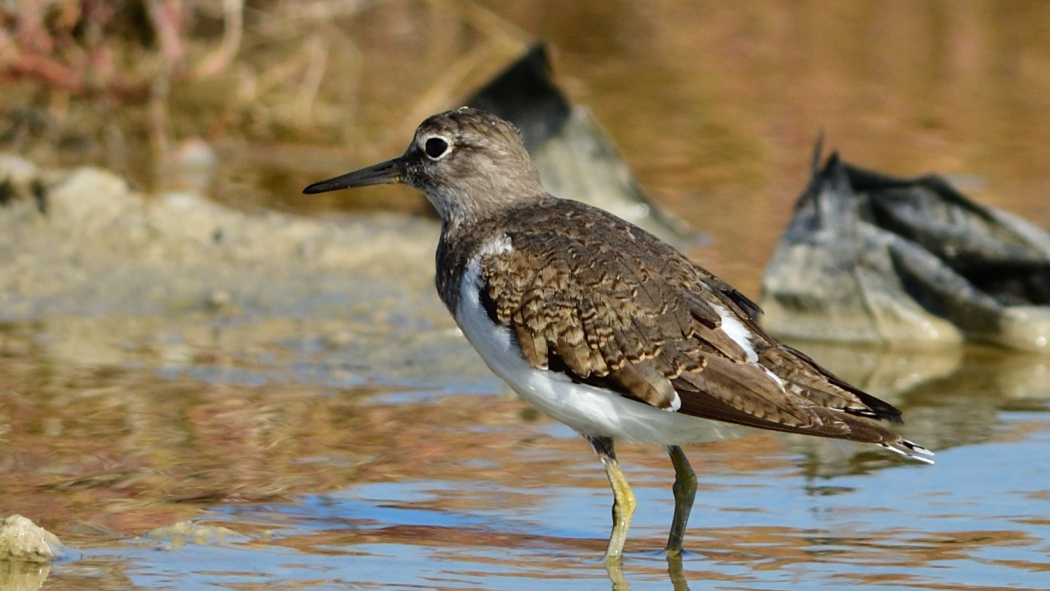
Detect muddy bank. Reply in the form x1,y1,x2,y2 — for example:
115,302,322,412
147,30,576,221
0,154,504,387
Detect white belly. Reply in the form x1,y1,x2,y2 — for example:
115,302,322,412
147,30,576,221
455,252,745,446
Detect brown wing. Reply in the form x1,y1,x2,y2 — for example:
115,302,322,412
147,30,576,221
479,199,904,443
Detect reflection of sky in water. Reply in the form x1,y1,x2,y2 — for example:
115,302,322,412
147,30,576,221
75,413,1049,591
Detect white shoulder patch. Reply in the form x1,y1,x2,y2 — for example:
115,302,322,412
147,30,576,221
713,303,758,363
479,234,513,257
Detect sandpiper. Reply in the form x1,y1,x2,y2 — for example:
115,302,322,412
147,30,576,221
304,107,933,562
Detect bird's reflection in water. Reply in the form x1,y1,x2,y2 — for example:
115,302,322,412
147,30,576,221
605,554,691,591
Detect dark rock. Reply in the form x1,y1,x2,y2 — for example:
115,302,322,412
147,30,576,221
761,147,1050,352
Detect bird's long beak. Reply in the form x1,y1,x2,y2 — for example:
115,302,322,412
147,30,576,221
302,157,405,194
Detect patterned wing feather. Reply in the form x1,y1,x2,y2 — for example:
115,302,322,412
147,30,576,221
475,199,906,443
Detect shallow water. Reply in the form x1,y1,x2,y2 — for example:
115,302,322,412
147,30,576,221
4,1,1050,590
3,312,1050,590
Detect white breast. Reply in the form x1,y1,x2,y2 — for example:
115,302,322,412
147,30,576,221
453,237,745,446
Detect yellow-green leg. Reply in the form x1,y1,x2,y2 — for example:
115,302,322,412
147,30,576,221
665,445,697,556
590,436,636,562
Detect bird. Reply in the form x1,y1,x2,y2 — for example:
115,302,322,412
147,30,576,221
303,107,933,563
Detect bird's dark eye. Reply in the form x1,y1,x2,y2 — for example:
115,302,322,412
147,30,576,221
424,137,450,159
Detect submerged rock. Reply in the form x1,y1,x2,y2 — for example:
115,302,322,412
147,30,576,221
761,150,1050,352
142,521,244,550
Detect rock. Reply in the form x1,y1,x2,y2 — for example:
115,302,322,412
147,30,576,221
761,149,1050,352
0,154,46,213
0,514,68,563
169,138,219,194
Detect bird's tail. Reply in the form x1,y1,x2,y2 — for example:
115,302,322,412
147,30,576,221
881,438,935,464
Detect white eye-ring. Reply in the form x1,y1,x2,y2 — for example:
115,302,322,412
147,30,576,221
423,135,452,160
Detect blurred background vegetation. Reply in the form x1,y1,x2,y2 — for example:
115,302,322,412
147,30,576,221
1,0,538,215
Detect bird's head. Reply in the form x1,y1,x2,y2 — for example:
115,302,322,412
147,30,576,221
304,107,546,229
